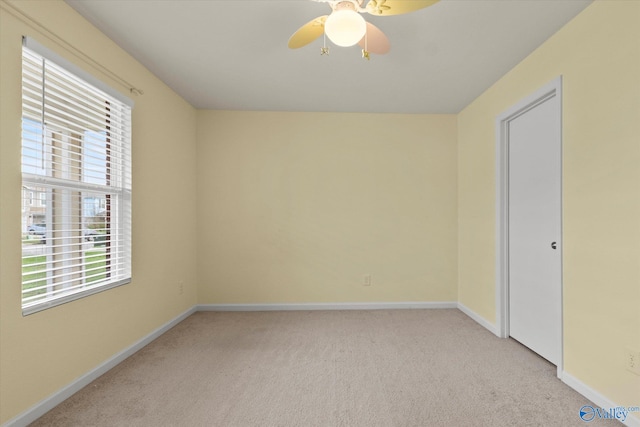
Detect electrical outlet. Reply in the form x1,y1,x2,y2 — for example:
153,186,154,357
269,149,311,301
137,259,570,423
363,275,371,286
625,348,640,375
178,281,184,295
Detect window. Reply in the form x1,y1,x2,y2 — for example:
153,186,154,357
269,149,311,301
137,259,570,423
21,37,132,315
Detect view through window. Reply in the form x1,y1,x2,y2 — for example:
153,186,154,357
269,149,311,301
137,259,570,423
21,40,132,315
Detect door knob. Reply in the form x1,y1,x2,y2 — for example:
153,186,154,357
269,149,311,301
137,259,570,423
551,242,557,250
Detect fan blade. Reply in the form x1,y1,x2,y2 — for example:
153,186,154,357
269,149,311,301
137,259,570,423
366,0,439,16
358,22,390,54
288,16,328,49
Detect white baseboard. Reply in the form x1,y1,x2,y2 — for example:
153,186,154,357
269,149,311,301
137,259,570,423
457,302,500,336
197,301,458,311
2,306,197,427
1,301,457,426
562,372,640,427
456,305,639,426
7,302,637,427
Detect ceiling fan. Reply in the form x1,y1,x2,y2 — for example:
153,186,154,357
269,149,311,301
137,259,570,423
288,0,440,59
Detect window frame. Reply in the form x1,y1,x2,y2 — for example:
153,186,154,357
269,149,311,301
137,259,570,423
21,37,133,316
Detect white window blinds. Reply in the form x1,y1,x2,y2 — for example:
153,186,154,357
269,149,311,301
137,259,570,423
21,38,132,315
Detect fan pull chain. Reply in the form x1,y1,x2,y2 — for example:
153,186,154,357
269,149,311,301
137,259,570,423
321,31,329,56
362,29,370,60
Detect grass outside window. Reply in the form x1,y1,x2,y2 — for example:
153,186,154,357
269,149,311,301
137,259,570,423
22,250,107,300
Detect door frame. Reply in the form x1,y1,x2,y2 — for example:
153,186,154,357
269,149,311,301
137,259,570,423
494,76,563,378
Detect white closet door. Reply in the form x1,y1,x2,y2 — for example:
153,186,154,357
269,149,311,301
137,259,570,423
508,93,562,365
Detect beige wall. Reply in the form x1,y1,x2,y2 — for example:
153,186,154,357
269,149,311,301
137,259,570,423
0,1,198,423
458,0,640,412
197,111,458,304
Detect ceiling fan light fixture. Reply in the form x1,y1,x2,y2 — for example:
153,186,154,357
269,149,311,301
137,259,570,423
324,9,367,47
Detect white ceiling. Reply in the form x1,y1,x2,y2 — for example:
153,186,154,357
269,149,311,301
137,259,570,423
65,0,592,114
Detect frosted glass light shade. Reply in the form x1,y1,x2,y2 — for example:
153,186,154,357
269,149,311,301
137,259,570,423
324,10,367,47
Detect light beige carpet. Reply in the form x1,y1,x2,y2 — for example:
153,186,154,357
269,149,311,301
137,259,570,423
31,310,614,426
